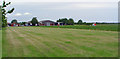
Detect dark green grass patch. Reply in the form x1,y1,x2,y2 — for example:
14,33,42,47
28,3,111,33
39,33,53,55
32,24,118,31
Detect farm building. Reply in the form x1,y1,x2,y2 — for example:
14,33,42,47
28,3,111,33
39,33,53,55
39,20,56,26
38,20,64,26
7,23,20,27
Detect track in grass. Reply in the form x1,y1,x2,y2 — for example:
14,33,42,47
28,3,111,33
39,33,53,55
2,27,118,57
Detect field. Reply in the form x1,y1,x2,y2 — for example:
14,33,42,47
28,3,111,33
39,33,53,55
0,7,2,59
37,24,118,31
2,25,118,57
0,30,2,58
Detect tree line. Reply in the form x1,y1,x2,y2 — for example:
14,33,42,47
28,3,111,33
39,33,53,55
57,18,84,25
11,17,85,25
11,17,39,25
12,17,118,26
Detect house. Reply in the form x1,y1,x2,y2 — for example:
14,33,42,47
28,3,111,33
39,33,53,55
39,20,56,26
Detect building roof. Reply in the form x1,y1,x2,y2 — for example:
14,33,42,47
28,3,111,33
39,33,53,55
39,20,55,23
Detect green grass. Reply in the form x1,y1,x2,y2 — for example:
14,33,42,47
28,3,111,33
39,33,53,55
0,8,2,58
0,29,2,58
2,27,118,57
35,24,118,31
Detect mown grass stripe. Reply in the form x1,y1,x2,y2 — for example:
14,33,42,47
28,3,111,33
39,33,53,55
3,27,118,57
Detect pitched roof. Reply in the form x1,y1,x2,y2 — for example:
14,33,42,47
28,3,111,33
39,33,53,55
39,20,55,23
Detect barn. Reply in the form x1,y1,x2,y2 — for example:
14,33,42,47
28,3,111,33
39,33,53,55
39,20,56,26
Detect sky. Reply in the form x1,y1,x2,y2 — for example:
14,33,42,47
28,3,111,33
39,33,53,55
0,0,119,23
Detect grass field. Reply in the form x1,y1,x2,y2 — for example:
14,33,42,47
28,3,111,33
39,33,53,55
2,27,118,57
37,24,118,31
0,28,1,58
0,6,2,59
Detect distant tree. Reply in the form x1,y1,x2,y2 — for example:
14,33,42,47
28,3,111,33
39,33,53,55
57,18,70,25
2,1,15,27
83,22,86,25
11,19,17,24
31,17,38,26
68,18,74,25
86,23,92,25
78,19,83,25
57,19,62,22
20,22,27,25
62,18,68,24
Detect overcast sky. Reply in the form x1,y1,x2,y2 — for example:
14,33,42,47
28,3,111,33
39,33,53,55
0,0,119,23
